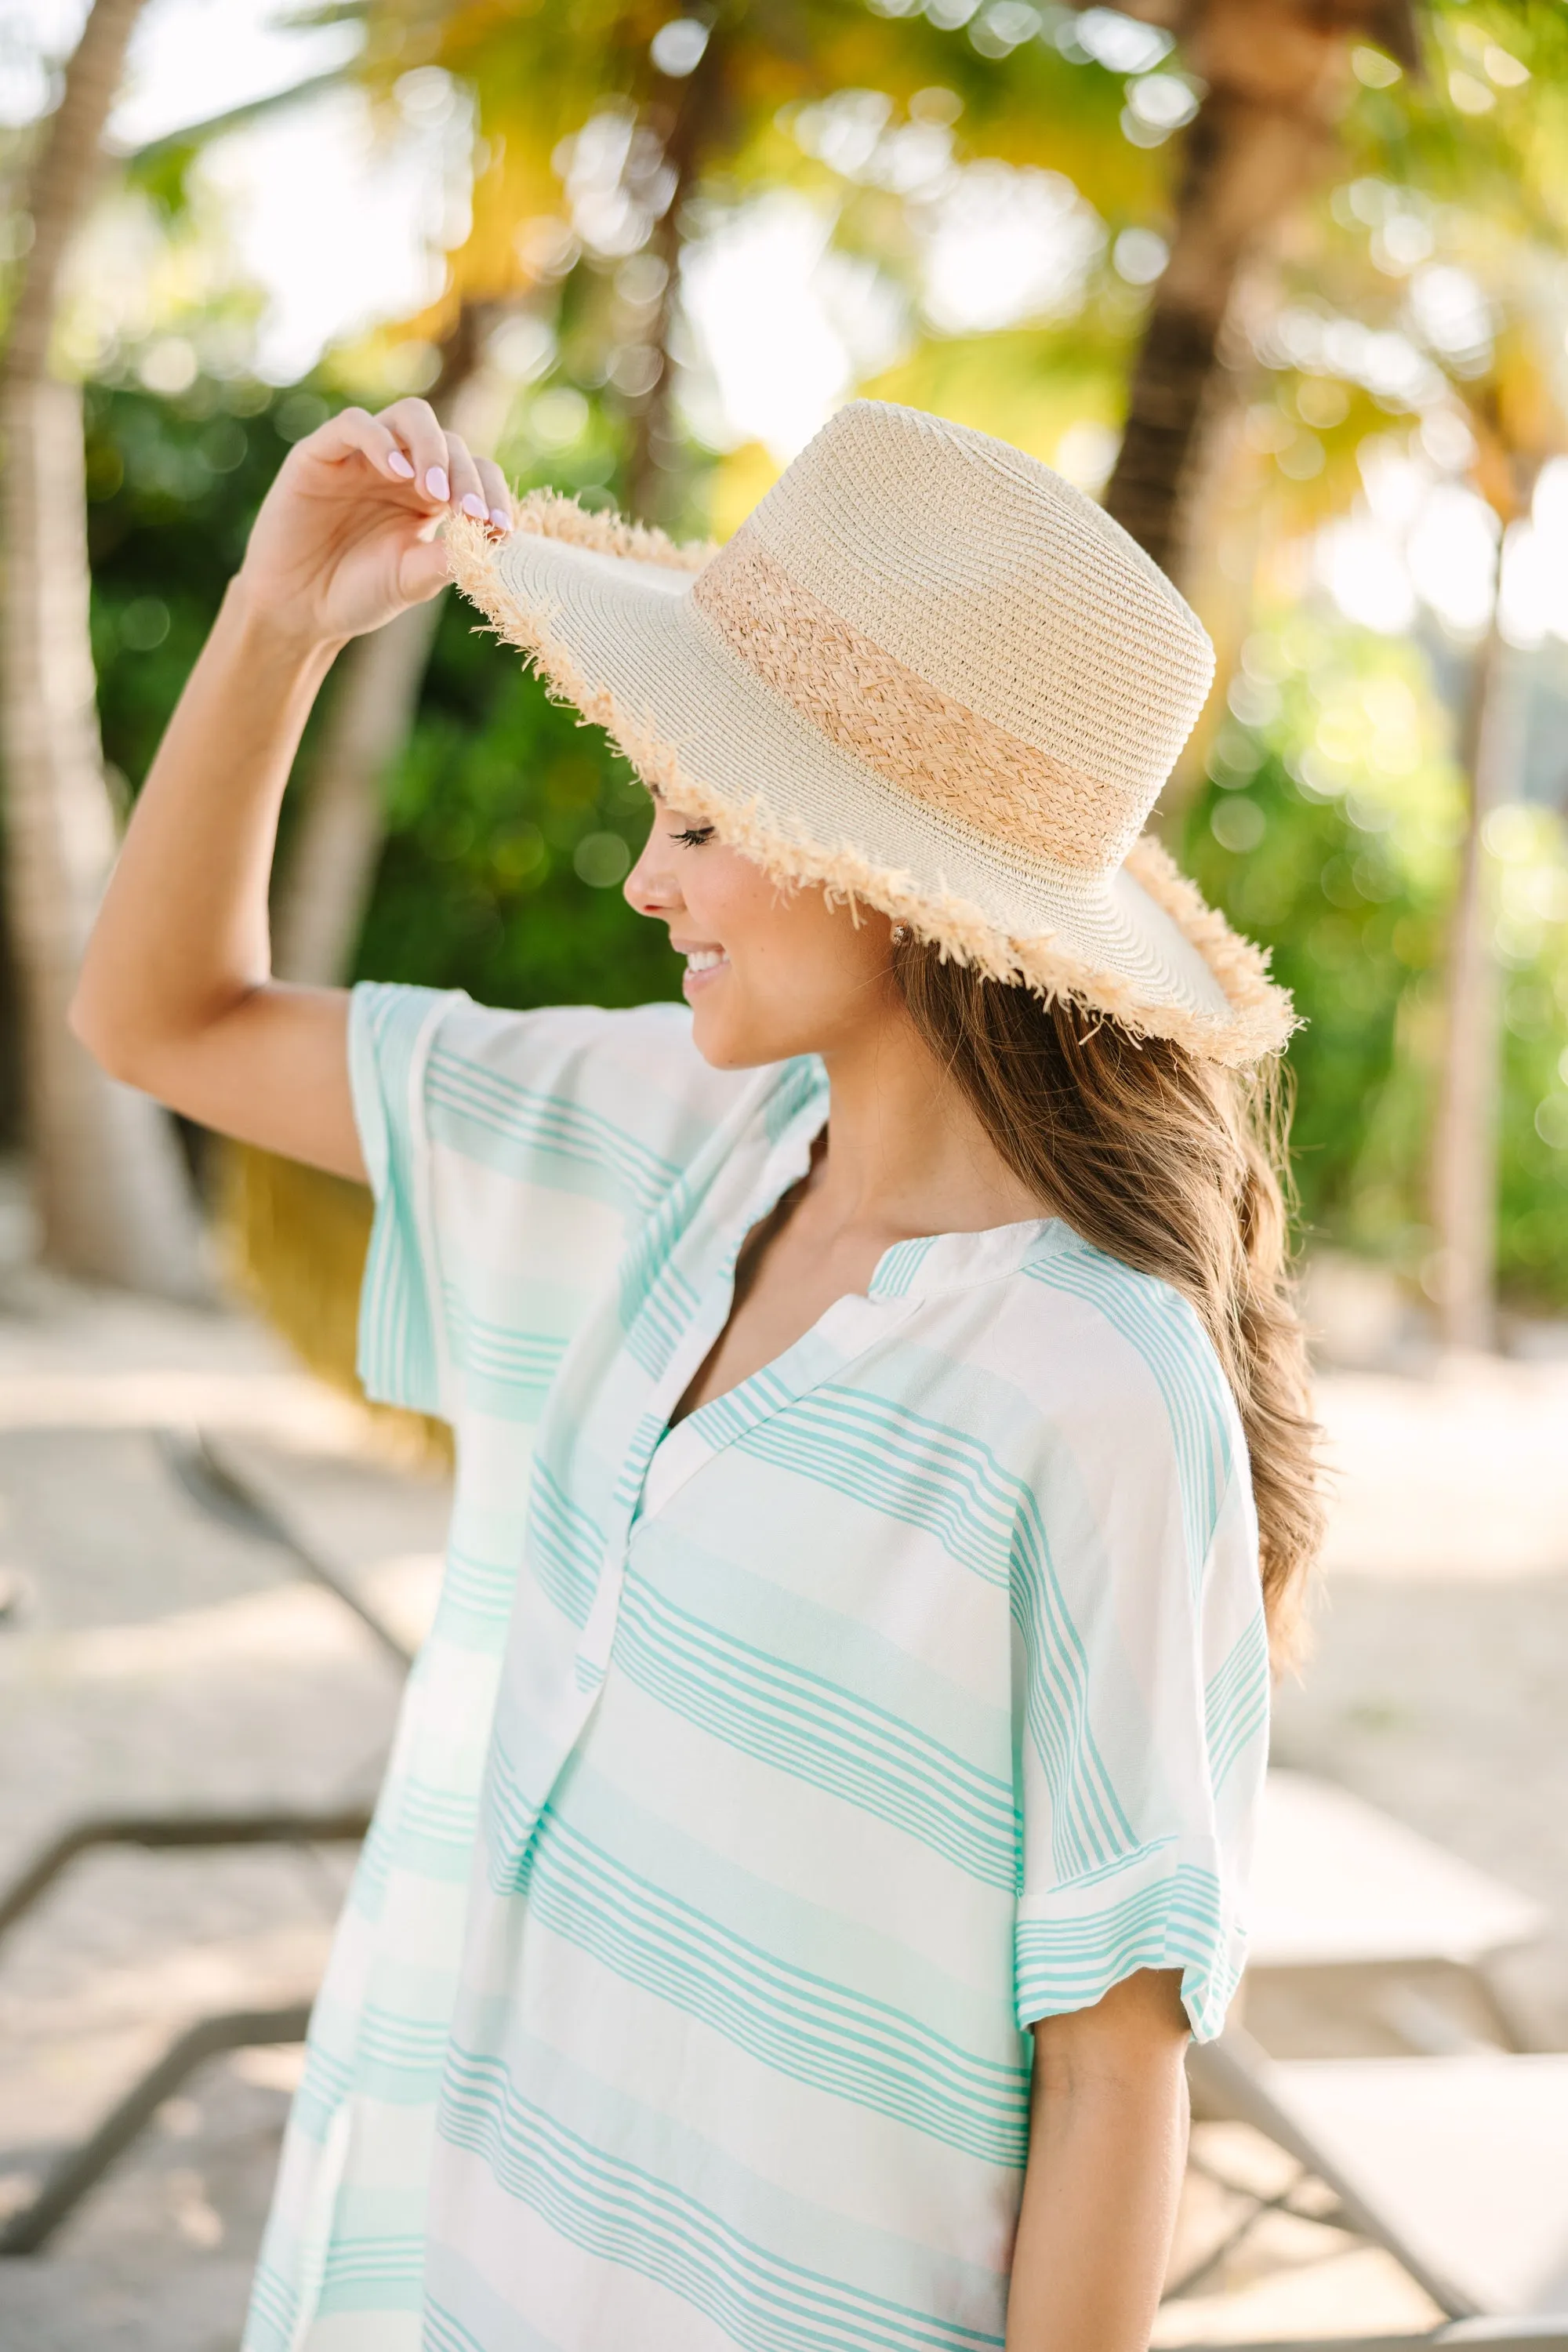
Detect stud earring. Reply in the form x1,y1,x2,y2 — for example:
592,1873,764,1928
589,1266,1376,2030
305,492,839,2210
890,922,909,944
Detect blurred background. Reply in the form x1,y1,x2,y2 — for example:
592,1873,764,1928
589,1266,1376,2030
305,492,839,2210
0,2,1566,2347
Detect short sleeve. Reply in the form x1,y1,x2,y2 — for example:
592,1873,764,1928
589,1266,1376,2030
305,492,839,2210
1010,1236,1269,2043
347,982,750,1424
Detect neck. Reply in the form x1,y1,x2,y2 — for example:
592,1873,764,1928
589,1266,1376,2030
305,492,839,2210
808,997,1047,1243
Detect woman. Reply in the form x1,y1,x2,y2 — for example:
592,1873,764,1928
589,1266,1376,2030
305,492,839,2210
74,394,1319,2352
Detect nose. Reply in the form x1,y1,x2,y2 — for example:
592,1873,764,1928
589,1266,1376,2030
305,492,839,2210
623,824,681,920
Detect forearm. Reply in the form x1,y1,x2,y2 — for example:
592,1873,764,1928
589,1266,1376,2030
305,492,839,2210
1006,2029,1189,2351
69,397,509,1178
71,578,343,1080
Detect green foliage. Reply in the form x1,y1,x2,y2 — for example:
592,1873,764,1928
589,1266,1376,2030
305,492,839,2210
1180,626,1450,1244
122,134,203,223
1179,612,1568,1302
82,373,677,1019
357,597,679,1011
77,371,1568,1307
85,379,305,789
1490,805,1568,1299
61,0,1568,1320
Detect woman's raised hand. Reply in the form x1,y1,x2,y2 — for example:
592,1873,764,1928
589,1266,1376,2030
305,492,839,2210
234,395,513,649
73,394,515,1181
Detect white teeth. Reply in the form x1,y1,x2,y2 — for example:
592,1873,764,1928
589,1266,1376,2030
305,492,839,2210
685,949,727,971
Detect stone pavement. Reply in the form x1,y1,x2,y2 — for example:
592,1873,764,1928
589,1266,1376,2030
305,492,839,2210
0,1265,449,2351
0,1261,1563,2349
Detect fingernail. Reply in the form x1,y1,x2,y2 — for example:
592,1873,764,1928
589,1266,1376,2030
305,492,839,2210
489,506,513,532
387,449,415,479
424,465,449,502
460,492,487,521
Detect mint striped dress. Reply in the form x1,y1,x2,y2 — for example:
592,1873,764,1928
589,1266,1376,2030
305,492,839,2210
245,980,1268,2352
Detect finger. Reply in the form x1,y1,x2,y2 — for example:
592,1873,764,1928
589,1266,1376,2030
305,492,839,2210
443,430,490,524
376,396,451,506
310,405,417,485
474,454,514,532
397,535,454,604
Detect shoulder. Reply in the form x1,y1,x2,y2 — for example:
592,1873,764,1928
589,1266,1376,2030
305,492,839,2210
1008,1223,1238,1435
968,1226,1248,1578
359,982,749,1136
351,980,815,1214
430,993,711,1088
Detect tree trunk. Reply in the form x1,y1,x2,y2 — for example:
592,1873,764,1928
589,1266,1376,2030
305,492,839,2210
270,597,444,987
626,28,728,524
1102,94,1324,580
1430,551,1513,1353
1102,0,1419,582
271,316,506,986
0,0,205,1294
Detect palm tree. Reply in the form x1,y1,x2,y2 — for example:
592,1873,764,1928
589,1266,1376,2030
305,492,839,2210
1431,521,1512,1352
0,0,204,1293
1430,334,1559,1349
1217,6,1568,1348
1103,0,1421,580
270,0,1021,977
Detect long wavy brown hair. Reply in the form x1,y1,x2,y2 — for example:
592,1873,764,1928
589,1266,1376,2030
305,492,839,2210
893,937,1322,1664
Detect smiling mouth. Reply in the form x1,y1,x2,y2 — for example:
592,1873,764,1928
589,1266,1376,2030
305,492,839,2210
680,946,729,992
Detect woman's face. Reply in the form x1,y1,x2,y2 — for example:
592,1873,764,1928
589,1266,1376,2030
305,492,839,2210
623,797,899,1069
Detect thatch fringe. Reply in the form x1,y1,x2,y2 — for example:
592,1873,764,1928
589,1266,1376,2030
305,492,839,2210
509,488,717,574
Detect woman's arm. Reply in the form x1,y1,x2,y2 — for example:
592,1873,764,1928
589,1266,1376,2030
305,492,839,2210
70,397,511,1181
1006,1968,1191,2352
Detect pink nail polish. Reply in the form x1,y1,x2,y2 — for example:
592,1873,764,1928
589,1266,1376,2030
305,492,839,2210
461,492,487,520
425,465,449,503
490,506,513,532
387,449,415,479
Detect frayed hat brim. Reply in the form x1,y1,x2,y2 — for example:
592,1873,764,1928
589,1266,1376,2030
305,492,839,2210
445,499,1298,1068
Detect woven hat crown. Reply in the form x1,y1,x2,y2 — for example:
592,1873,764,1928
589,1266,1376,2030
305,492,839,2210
690,401,1216,875
445,395,1294,1065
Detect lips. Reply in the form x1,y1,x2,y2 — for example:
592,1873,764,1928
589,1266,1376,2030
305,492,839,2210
680,946,729,996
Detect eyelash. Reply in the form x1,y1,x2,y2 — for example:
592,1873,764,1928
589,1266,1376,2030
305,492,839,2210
671,824,716,848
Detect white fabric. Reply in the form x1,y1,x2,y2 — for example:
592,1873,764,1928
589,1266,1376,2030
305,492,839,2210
245,985,1270,2352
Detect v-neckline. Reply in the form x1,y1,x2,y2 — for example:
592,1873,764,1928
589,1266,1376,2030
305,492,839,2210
631,1190,1060,1537
626,1083,833,1530
664,1149,820,1436
633,1296,875,1527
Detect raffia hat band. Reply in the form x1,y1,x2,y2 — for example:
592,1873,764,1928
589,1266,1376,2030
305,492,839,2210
445,401,1295,1065
691,536,1138,876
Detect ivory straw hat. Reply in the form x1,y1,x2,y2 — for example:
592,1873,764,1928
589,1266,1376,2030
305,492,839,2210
445,399,1294,1065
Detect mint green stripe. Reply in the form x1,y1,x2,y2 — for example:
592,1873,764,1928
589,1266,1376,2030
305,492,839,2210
1204,1613,1269,1790
762,1054,826,1142
440,2049,1005,2351
525,1459,602,1629
523,1807,1029,2167
350,982,448,1414
731,1385,1014,1585
1025,1234,1236,1592
614,1574,1017,1887
318,2231,424,2314
243,2262,298,2352
870,1236,937,1299
1009,1491,1135,1878
426,2267,566,2352
427,1048,681,1211
1015,1860,1233,2038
